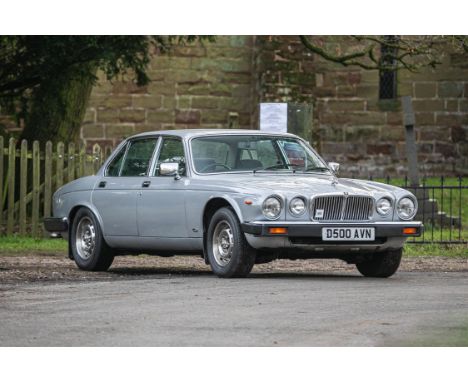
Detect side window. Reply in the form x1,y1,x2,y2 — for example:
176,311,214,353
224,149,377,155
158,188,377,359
106,144,127,176
279,140,306,167
154,138,186,176
120,138,157,177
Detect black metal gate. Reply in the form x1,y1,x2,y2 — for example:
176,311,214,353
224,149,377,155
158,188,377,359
368,176,467,245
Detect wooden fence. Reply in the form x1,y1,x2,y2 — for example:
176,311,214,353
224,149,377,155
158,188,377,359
0,137,113,237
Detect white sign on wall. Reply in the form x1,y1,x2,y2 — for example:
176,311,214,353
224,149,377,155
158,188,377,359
259,103,287,133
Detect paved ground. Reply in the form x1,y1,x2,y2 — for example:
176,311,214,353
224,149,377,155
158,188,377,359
1,254,467,346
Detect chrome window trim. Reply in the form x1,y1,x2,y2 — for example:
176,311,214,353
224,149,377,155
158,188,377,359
151,135,188,178
104,141,129,177
117,136,160,177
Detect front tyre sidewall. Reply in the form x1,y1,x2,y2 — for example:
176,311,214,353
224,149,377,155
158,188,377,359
356,248,402,278
207,207,255,278
71,208,114,271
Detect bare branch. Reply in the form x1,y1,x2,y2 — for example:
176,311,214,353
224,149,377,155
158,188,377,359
298,35,468,72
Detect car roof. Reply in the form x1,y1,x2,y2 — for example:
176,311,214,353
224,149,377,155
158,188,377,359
131,129,298,139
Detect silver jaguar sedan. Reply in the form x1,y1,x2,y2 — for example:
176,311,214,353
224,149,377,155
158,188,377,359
44,129,422,278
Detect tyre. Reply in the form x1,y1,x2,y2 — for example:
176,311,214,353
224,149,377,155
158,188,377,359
70,207,114,271
355,248,402,278
206,207,256,278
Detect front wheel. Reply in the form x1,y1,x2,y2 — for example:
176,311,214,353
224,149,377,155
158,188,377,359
355,248,402,278
70,207,114,271
206,207,256,278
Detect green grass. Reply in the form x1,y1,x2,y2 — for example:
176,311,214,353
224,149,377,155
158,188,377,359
404,243,468,258
0,236,67,253
0,236,466,257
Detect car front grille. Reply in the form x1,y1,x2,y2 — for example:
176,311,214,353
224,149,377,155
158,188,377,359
311,195,373,221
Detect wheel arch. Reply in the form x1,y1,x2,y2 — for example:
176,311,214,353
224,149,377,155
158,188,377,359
67,203,107,259
201,196,243,263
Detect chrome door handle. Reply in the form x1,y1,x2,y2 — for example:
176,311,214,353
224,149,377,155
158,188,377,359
142,181,151,188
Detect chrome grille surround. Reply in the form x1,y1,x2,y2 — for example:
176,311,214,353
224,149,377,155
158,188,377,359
310,194,374,221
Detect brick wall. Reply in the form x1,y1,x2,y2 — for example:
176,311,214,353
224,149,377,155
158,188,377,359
81,36,256,148
1,36,467,177
254,36,468,177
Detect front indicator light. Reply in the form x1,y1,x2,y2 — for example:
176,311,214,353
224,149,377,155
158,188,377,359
268,227,288,235
403,227,418,235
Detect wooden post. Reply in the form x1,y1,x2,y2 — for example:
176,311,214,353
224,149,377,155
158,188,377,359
78,144,85,178
0,136,4,232
92,143,102,174
44,141,53,220
56,142,64,190
401,96,419,187
31,141,40,237
19,140,28,236
68,142,75,183
7,138,15,235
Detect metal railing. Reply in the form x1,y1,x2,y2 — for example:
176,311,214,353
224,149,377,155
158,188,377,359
368,175,467,244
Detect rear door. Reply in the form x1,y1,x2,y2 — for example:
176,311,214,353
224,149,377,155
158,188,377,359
92,137,158,236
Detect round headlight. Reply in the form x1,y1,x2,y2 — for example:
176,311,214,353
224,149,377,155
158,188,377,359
397,197,417,220
376,198,392,216
289,197,306,216
262,196,282,219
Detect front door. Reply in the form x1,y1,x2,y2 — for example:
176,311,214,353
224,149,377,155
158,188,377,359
137,137,188,238
92,137,158,237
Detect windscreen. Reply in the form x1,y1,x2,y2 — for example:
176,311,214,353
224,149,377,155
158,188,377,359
191,135,328,174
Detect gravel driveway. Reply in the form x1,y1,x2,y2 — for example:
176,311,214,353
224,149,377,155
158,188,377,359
1,253,467,346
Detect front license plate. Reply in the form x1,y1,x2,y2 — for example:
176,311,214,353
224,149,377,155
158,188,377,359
322,227,375,241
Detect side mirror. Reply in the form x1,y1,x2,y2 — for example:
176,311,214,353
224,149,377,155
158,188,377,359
159,162,181,179
328,162,340,174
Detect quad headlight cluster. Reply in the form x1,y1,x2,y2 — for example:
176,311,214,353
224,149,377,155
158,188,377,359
375,196,417,220
262,195,307,219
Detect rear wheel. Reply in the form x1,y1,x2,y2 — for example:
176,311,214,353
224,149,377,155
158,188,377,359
206,207,256,278
70,207,114,271
355,248,402,278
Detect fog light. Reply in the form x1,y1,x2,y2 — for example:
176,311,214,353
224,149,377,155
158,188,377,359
403,227,417,235
268,227,288,235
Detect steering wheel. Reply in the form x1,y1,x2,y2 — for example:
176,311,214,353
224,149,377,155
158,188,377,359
200,163,231,173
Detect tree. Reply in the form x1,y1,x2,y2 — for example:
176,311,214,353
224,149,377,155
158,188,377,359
299,35,468,71
0,36,212,144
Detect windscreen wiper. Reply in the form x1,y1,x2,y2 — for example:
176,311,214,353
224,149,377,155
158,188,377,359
304,166,330,173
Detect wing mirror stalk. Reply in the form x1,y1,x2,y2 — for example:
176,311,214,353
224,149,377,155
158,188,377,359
328,162,340,174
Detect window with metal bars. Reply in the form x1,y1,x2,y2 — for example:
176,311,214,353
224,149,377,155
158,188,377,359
379,36,398,99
